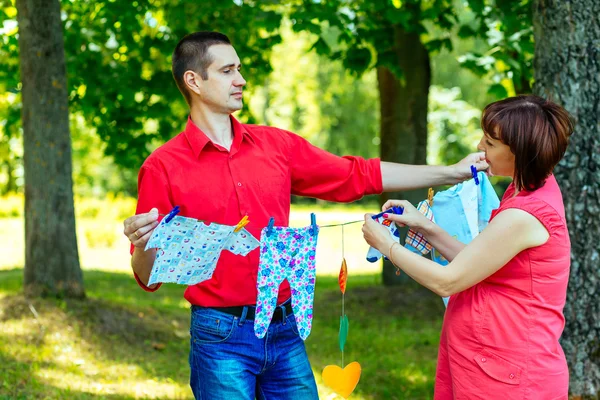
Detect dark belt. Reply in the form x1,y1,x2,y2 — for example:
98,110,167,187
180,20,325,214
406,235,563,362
211,301,293,323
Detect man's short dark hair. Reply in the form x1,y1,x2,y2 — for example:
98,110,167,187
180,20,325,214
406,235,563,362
172,32,231,105
481,95,575,191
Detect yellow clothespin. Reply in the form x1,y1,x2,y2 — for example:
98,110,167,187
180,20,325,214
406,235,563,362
427,188,434,207
234,215,249,232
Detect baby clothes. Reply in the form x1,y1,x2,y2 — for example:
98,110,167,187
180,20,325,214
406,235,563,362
405,200,435,255
255,225,319,340
145,215,260,286
405,172,500,306
366,215,400,263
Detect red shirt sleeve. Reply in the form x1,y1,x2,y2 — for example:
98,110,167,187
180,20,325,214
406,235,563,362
286,130,383,201
130,158,174,292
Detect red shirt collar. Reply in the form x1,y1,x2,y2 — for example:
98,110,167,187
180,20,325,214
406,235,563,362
184,115,254,158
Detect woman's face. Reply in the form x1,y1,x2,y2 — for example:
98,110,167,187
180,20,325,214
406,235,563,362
477,132,515,178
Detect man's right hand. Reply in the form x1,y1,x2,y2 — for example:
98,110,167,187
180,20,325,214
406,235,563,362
123,208,159,249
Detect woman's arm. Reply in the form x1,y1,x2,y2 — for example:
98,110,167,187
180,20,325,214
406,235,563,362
419,222,466,262
363,208,549,296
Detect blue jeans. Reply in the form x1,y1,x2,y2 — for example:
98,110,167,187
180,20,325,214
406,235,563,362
189,304,318,400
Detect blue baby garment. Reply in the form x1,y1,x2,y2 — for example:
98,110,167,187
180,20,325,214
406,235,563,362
405,172,500,306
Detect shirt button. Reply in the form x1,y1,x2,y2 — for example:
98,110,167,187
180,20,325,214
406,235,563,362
237,182,242,187
481,358,486,363
509,373,515,379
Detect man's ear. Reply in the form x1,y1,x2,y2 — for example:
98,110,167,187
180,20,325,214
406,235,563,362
184,70,202,96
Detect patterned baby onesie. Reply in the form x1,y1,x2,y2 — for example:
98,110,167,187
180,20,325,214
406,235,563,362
145,215,259,286
255,224,319,340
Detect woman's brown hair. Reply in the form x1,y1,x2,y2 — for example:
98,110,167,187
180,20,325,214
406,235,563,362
481,95,575,191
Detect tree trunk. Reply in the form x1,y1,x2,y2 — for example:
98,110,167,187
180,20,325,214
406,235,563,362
16,0,84,298
533,0,600,397
378,25,430,285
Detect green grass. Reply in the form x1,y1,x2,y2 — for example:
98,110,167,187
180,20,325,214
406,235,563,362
0,268,444,399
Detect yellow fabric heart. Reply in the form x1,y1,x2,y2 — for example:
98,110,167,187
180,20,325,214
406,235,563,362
322,362,362,398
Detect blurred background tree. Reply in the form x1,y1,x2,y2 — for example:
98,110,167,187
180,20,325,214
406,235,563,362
533,0,600,396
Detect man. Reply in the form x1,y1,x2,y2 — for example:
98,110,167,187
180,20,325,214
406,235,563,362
123,31,487,399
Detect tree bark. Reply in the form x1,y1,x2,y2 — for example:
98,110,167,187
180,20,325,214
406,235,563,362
16,0,84,298
533,0,600,397
378,25,430,285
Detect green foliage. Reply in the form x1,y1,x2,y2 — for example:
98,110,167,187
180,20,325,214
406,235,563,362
0,0,532,198
0,0,284,174
460,0,534,95
0,194,21,218
427,86,482,166
248,23,380,159
289,0,461,78
0,4,22,194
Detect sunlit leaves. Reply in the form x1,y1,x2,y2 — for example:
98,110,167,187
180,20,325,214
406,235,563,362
0,0,285,178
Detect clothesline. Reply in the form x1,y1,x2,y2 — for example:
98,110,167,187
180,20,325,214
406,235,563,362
158,211,366,229
319,220,363,228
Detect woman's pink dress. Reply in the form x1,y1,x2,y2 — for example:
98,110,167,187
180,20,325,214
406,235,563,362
434,175,570,399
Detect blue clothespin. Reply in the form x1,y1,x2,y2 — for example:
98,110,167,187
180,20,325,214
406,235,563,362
372,206,404,220
471,165,480,185
310,213,317,236
266,217,275,236
164,205,180,223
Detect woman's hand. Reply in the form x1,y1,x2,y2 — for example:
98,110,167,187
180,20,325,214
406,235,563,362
381,200,433,234
362,214,396,254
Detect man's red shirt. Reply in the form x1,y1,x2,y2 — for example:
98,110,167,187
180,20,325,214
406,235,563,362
133,116,382,307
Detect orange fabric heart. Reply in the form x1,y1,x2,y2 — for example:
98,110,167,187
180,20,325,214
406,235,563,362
322,362,362,399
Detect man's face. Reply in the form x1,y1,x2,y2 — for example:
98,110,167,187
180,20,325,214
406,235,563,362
196,44,246,114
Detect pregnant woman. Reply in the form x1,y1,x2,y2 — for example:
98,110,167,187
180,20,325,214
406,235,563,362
362,95,574,399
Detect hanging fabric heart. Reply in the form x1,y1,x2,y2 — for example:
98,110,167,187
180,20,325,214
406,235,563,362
322,361,362,399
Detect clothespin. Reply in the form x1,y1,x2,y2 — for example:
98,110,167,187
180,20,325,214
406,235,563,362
234,215,249,233
427,188,434,207
310,213,317,236
164,205,180,223
471,165,480,185
266,217,275,236
372,206,404,220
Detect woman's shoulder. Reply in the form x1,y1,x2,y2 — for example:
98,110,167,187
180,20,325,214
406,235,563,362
496,175,567,231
